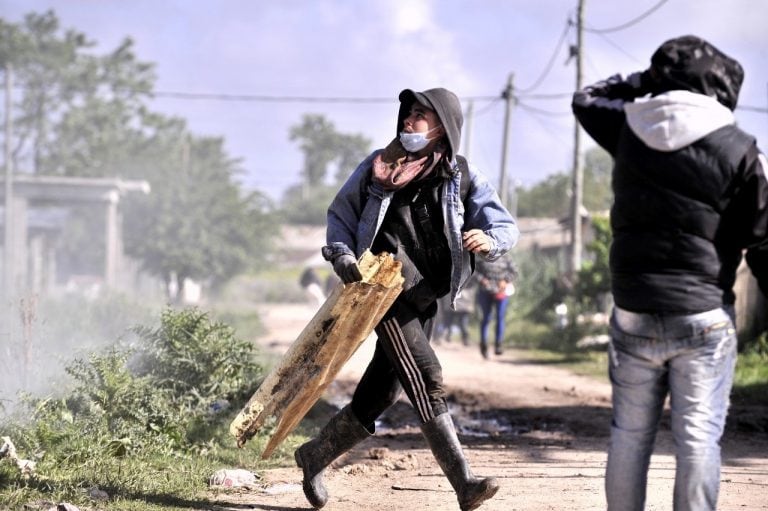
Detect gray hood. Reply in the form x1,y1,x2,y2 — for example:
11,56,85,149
624,90,735,152
397,88,463,160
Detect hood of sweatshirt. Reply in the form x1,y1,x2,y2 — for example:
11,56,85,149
624,90,736,152
397,88,463,160
648,35,743,111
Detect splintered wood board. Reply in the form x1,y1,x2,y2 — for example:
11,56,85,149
230,250,403,458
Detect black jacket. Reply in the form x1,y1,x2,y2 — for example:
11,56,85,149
572,74,768,313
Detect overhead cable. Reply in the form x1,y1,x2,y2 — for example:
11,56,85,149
515,100,572,118
517,92,572,100
738,105,768,114
514,102,572,147
584,0,669,34
153,91,498,104
153,92,395,103
473,97,504,117
153,89,766,115
592,32,645,66
516,18,573,94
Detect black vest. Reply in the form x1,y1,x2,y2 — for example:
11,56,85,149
372,173,452,299
610,124,756,313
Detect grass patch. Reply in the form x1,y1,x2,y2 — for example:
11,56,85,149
210,308,265,342
0,307,305,511
507,320,768,406
0,436,302,511
732,351,768,406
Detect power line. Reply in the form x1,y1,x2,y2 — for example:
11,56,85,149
515,100,572,118
516,18,573,94
583,52,607,84
113,89,768,116
584,0,669,34
515,102,573,147
153,91,499,104
739,105,768,114
153,91,395,103
517,92,572,100
517,92,768,116
515,2,666,101
591,32,645,66
473,96,504,117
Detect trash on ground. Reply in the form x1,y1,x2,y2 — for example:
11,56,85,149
0,436,36,478
209,468,259,488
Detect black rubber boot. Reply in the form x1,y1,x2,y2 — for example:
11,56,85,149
421,413,500,511
294,405,371,509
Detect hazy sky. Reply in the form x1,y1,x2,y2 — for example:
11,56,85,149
3,0,767,201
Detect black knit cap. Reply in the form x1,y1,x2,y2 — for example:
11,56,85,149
397,88,463,159
649,35,743,110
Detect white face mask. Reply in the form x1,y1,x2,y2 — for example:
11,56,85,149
399,125,441,152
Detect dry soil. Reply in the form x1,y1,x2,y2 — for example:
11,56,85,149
212,303,768,511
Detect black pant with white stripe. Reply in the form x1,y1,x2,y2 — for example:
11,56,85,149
350,297,447,429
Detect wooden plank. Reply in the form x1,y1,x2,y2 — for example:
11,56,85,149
230,250,403,458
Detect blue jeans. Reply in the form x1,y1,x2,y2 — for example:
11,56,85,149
605,306,737,511
477,290,509,351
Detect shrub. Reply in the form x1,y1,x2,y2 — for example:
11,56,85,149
132,308,264,410
3,308,265,461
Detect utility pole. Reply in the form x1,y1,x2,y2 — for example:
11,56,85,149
569,0,586,278
4,63,13,303
499,73,514,208
463,100,474,161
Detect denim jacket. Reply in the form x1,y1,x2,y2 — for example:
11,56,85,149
323,150,518,307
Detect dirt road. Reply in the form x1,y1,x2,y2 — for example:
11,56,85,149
215,303,768,511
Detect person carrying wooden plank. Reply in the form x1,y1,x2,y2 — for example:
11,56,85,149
297,87,518,511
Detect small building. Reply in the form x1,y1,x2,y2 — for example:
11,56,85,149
0,175,150,298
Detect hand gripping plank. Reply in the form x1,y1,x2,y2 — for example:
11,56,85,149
230,250,403,458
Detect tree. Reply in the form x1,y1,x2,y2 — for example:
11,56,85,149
582,147,612,214
121,122,277,300
1,11,275,296
516,146,613,218
575,215,611,310
289,114,341,188
1,11,154,174
334,132,371,183
283,113,371,225
516,172,571,218
280,183,338,226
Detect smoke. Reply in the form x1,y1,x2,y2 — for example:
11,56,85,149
0,291,156,416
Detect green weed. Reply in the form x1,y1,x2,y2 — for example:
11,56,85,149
0,307,280,510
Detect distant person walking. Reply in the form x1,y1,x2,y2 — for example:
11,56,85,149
299,267,325,308
475,256,517,358
572,35,768,511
